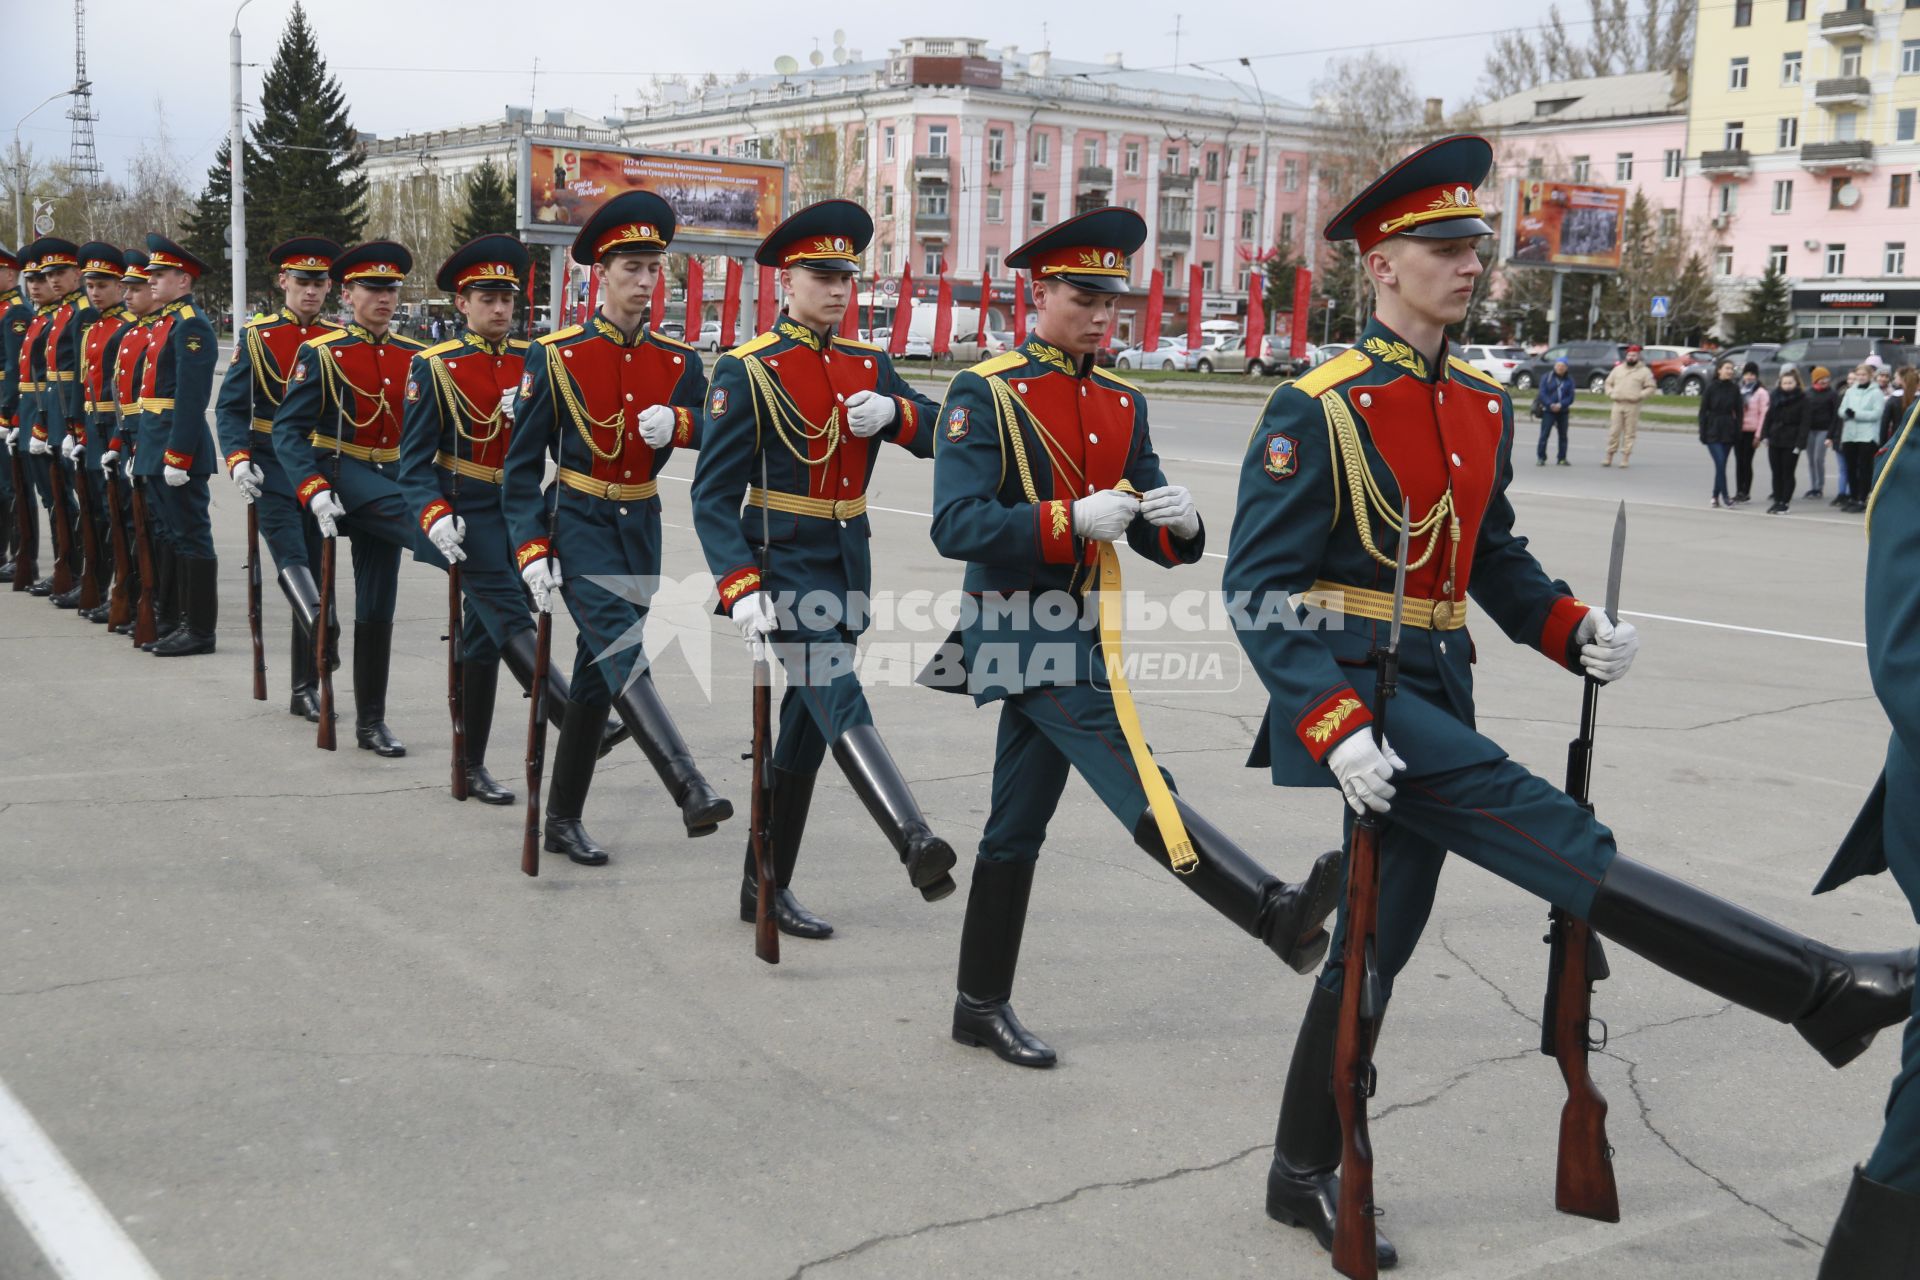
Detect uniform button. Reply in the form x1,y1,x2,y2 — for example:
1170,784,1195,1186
1439,640,1448,655
564,350,573,359
1080,386,1087,397
769,359,779,368
625,393,633,402
841,477,849,486
835,393,844,402
1437,391,1445,404
863,359,873,369
672,355,682,364
1016,382,1028,393
1450,452,1462,466
1088,433,1099,444
382,377,390,385
1358,393,1373,408
1087,484,1095,494
447,360,457,369
823,354,831,363
623,353,630,363
1487,399,1500,413
1120,395,1129,407
622,470,631,479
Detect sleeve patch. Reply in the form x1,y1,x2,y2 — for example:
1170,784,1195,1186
708,386,728,417
406,374,423,402
1262,432,1298,480
944,406,970,441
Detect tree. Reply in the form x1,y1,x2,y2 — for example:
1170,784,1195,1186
1260,241,1306,323
1664,251,1719,346
248,3,366,280
1477,0,1695,100
452,160,516,245
1593,191,1657,340
1729,265,1792,345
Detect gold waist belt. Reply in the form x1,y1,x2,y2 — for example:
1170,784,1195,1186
142,397,176,412
16,380,43,392
436,451,503,486
556,466,658,501
309,433,400,464
1299,579,1469,631
746,486,868,520
251,417,274,434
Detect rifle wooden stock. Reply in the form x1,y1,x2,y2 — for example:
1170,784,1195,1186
247,502,266,700
449,564,467,800
10,447,36,589
71,459,102,611
750,652,778,964
1331,813,1382,1280
315,536,337,750
47,459,75,595
522,611,550,877
104,467,133,629
129,480,158,645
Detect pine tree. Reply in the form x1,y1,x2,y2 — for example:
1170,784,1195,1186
452,160,517,245
1665,251,1719,346
1729,265,1792,345
248,4,366,274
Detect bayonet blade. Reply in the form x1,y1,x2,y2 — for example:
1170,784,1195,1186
1388,498,1410,654
1604,501,1626,625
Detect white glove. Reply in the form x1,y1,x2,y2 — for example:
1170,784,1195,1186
1327,731,1407,816
229,460,264,502
1138,484,1200,539
426,513,467,564
2,426,15,447
101,446,119,469
60,435,77,461
1575,609,1640,683
636,404,676,449
1071,489,1141,542
729,590,778,660
309,489,346,538
122,457,135,482
164,465,189,487
29,434,49,456
844,389,895,438
522,555,562,613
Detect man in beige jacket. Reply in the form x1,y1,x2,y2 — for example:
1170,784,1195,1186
1602,344,1658,467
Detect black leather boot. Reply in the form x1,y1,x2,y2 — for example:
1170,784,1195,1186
142,542,179,649
1133,799,1343,974
51,580,84,608
461,658,514,805
1817,1166,1920,1279
613,672,732,835
352,621,406,757
289,624,323,721
1265,983,1399,1268
951,857,1054,1067
500,628,628,758
277,566,338,670
152,556,218,656
739,765,832,939
0,491,13,580
544,700,609,865
831,723,957,901
1587,856,1916,1068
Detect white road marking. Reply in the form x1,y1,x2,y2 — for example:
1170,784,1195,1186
0,1077,163,1280
1617,610,1865,649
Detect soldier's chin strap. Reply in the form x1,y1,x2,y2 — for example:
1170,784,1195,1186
1093,479,1197,874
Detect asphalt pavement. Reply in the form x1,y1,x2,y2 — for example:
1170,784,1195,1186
0,386,1907,1280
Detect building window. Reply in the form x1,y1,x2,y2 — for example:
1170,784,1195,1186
1031,132,1050,167
1279,211,1296,246
923,247,942,276
1163,146,1182,173
1081,136,1101,168
1029,190,1047,223
882,126,895,161
1715,246,1735,276
1887,242,1907,275
853,132,866,165
1892,173,1913,208
1660,149,1682,180
1283,158,1300,191
879,246,894,276
1124,142,1140,175
916,185,949,217
1837,112,1860,141
1202,261,1217,290
1122,197,1139,211
1768,244,1789,274
1782,51,1802,84
988,128,1005,170
1718,183,1738,214
1779,116,1799,149
1725,121,1745,150
1826,243,1847,275
1614,152,1633,180
1660,208,1679,236
926,124,948,157
1204,149,1220,181
1734,0,1752,25
1160,253,1176,281
1239,208,1256,239
1787,0,1805,18
1242,146,1256,182
1202,206,1219,237
1904,40,1920,75
1773,178,1794,212
1840,47,1863,77
1830,177,1855,209
880,186,895,216
1899,108,1918,142
1571,154,1590,181
985,248,1002,277
985,188,1003,222
1236,264,1252,292
1527,157,1545,179
1729,56,1749,90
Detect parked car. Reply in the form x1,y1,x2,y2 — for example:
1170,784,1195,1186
1514,341,1628,392
1115,336,1193,371
697,320,724,351
1192,335,1278,377
658,321,685,341
1459,343,1528,385
899,334,933,360
1761,337,1914,384
1678,344,1773,395
947,330,1017,364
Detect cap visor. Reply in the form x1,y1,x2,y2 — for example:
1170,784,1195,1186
791,261,859,275
1052,273,1131,294
1400,216,1494,241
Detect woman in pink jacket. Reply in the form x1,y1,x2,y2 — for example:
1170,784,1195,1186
1734,360,1770,504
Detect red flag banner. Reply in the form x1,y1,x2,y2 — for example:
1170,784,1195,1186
1143,268,1164,361
684,257,704,345
1245,268,1266,367
755,265,778,333
583,269,598,327
932,270,954,359
888,261,914,357
720,258,741,349
1290,267,1313,361
650,269,668,331
1186,262,1203,352
976,271,992,345
839,277,861,339
1013,272,1028,344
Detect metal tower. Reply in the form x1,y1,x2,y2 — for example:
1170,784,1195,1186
67,0,103,189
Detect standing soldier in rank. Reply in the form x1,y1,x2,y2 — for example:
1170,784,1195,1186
73,242,136,622
138,235,219,656
400,233,624,804
14,248,56,591
503,191,731,865
42,237,98,612
216,238,342,719
1222,136,1915,1268
925,207,1344,1068
101,251,155,635
0,244,28,581
20,239,88,599
690,199,951,938
271,241,429,755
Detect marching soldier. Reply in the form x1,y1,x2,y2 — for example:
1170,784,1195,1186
271,241,428,755
399,233,624,803
40,237,97,611
503,190,731,865
0,244,28,580
690,198,953,938
74,241,135,622
924,207,1343,1068
1223,136,1915,1267
216,237,342,717
138,234,219,656
101,251,156,636
1812,396,1920,1277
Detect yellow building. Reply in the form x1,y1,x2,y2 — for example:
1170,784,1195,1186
1687,0,1920,340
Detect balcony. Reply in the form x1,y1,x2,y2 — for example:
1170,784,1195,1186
1157,225,1193,248
913,152,950,180
1700,148,1752,176
1800,139,1875,171
1813,76,1872,106
913,207,950,234
1159,171,1194,193
1076,164,1113,191
1818,7,1876,40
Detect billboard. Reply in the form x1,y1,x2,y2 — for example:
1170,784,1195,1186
1509,181,1626,270
519,140,787,253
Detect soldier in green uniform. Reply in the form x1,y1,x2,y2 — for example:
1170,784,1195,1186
0,244,27,580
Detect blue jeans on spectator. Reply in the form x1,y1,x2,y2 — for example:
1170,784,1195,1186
1706,441,1732,503
1536,410,1569,462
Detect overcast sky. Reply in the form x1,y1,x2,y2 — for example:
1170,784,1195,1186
11,0,1552,187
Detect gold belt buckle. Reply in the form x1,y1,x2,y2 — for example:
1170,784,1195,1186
1431,598,1455,629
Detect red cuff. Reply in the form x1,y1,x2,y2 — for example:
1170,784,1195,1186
1294,685,1373,765
1037,499,1075,564
892,396,918,448
31,424,47,441
162,449,192,469
224,449,251,471
108,436,123,451
296,474,331,507
515,538,551,571
717,565,762,606
1539,596,1589,672
420,498,452,535
672,405,695,448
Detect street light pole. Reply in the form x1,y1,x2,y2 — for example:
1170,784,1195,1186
230,0,258,336
13,87,80,246
1239,57,1271,268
